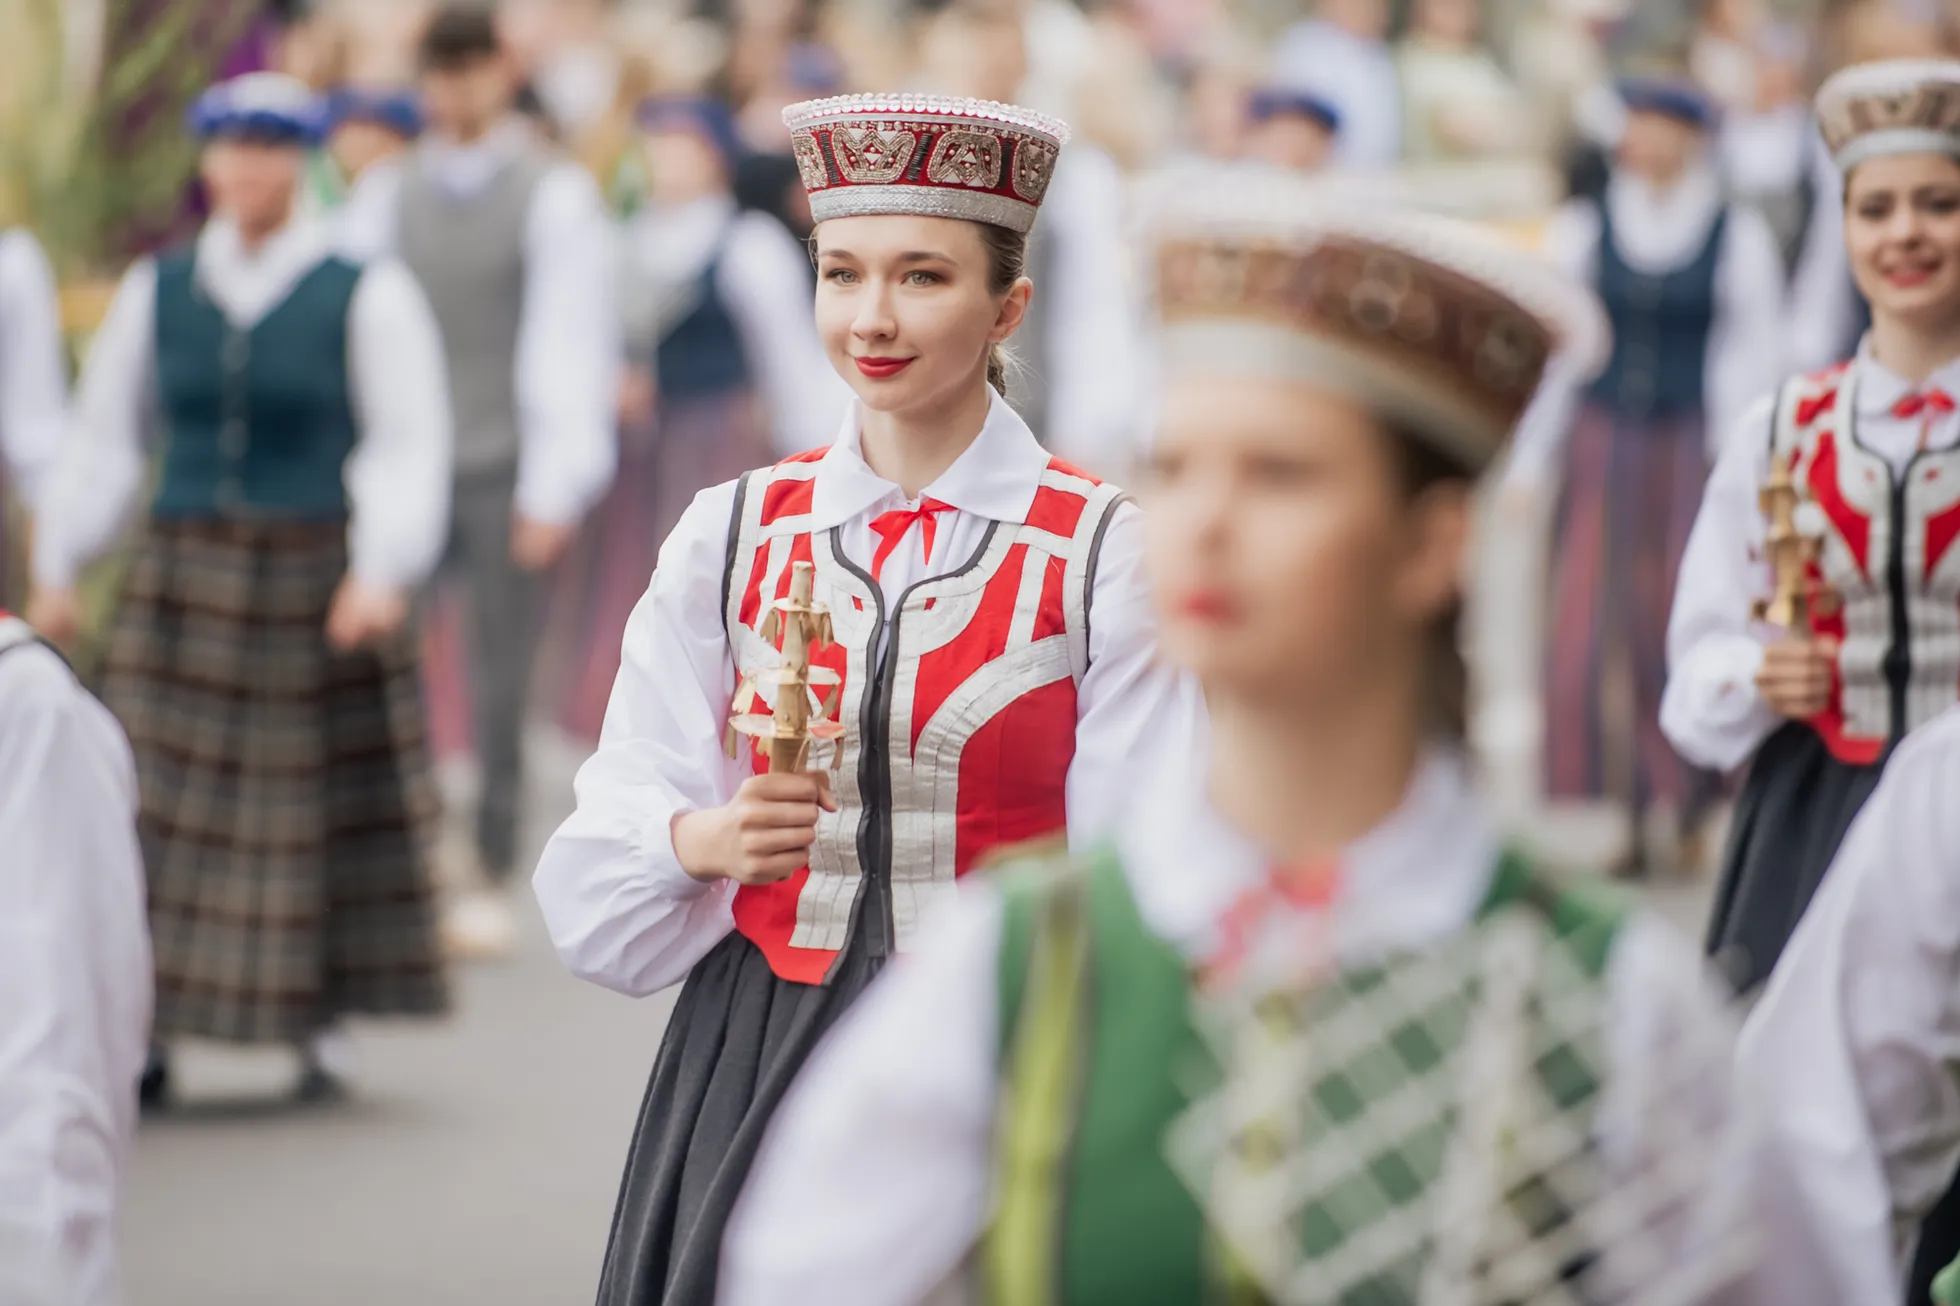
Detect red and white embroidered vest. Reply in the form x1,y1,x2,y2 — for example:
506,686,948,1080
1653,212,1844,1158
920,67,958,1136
720,451,1130,984
1772,366,1960,762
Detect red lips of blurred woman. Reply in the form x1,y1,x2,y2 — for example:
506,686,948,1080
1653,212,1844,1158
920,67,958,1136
1884,263,1938,290
1177,589,1239,623
854,356,915,379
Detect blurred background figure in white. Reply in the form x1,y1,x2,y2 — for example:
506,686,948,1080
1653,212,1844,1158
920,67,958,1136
337,4,619,960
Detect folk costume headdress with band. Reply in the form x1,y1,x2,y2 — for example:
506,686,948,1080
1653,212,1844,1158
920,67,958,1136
1147,171,1606,475
782,94,1070,234
189,72,329,147
1816,58,1960,172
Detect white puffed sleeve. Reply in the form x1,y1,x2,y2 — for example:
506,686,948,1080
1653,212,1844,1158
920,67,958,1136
1704,206,1791,456
0,229,69,511
1661,394,1783,772
1597,915,1837,1304
715,212,848,458
1739,709,1960,1305
343,260,453,591
512,164,620,526
29,260,154,591
530,480,747,996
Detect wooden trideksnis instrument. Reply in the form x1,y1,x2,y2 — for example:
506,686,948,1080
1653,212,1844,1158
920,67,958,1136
726,561,846,772
1751,446,1836,633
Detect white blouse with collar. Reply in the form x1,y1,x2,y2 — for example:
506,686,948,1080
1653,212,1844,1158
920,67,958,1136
719,746,1830,1306
1661,344,1960,772
30,215,453,593
529,389,1206,997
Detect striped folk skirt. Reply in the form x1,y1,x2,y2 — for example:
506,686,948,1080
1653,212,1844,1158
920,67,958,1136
538,388,770,744
100,518,448,1044
1544,403,1720,817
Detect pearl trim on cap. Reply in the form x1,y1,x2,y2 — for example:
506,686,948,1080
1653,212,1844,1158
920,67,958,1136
781,93,1071,146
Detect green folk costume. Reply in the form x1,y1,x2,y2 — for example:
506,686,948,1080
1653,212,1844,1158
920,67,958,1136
984,847,1630,1306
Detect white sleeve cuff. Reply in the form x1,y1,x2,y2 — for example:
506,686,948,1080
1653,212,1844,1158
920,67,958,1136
511,469,589,528
1661,637,1774,772
644,809,719,901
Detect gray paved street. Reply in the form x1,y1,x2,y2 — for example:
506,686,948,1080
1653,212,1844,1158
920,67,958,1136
124,745,664,1306
121,501,1716,1306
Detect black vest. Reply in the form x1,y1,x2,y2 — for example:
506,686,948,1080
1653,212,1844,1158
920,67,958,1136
1585,203,1727,421
655,244,751,401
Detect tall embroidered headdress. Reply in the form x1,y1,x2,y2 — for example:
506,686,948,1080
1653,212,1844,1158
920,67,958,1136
1145,168,1606,474
782,94,1070,234
1816,58,1960,172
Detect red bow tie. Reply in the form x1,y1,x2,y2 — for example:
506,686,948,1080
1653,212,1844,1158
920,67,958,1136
1202,859,1343,993
1893,389,1957,420
867,498,954,581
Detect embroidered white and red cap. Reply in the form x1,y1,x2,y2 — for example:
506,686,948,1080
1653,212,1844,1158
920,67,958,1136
1817,58,1960,172
782,94,1070,234
1146,168,1605,473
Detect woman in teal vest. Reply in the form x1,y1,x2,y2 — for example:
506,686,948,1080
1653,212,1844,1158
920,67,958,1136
25,73,455,1105
722,173,1828,1305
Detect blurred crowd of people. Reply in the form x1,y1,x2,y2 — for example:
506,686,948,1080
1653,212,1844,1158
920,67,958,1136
221,0,1960,887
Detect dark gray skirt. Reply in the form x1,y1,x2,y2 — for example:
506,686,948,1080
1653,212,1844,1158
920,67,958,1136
596,928,883,1306
1703,721,1886,995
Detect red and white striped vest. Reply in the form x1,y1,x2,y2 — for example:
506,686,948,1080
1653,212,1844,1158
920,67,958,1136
1772,366,1960,762
720,450,1129,984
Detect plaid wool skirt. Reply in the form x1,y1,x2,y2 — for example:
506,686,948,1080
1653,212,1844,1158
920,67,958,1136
100,518,448,1044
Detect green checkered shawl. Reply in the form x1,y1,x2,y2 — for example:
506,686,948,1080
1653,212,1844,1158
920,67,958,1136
985,846,1627,1306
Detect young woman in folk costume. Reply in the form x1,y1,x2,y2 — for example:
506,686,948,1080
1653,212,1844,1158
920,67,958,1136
531,94,1201,1306
1667,59,1960,998
25,74,454,1104
1508,75,1786,875
722,173,1828,1306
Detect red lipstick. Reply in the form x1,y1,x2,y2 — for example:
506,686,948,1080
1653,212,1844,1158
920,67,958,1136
1179,590,1237,622
855,356,914,379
